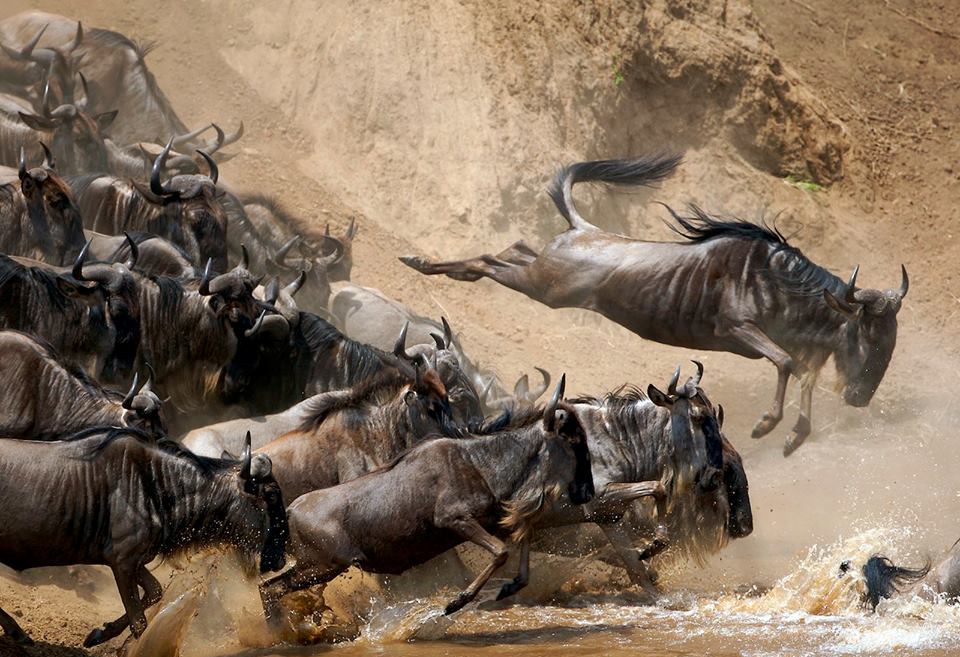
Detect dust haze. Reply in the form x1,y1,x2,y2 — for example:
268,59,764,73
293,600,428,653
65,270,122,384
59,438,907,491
2,0,959,654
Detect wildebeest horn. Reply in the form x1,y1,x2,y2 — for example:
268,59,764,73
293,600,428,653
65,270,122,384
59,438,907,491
70,21,83,50
203,124,225,154
222,121,244,147
544,373,567,432
121,372,140,410
150,139,175,197
240,431,252,479
39,141,55,169
72,239,92,279
320,236,345,266
441,317,452,348
898,264,909,298
240,244,250,270
844,265,860,304
393,321,411,358
49,104,78,119
431,349,438,371
245,309,290,340
528,367,551,401
274,235,301,264
263,277,280,305
196,149,218,184
76,72,90,112
414,359,424,389
123,232,139,268
245,310,267,338
17,147,26,180
171,123,213,148
324,223,330,237
480,377,495,403
0,24,48,60
284,270,306,297
689,360,704,387
347,216,358,239
198,258,213,295
666,365,681,397
430,333,445,351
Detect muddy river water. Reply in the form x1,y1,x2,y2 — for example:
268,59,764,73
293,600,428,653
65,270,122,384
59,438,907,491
133,526,960,657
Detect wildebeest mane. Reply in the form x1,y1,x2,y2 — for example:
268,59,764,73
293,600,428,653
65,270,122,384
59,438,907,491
298,311,389,382
296,369,411,432
471,402,544,434
0,255,74,312
238,192,302,232
665,204,848,298
861,554,931,610
70,425,232,476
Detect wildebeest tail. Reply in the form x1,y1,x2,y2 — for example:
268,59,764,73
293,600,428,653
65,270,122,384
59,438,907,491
861,554,930,610
547,154,683,231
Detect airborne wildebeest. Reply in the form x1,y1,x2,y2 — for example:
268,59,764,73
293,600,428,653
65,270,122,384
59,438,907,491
0,428,287,647
330,283,550,413
68,142,229,272
259,375,594,624
0,331,164,440
0,146,85,265
538,363,752,594
0,11,198,147
839,541,960,610
254,362,459,501
403,155,909,455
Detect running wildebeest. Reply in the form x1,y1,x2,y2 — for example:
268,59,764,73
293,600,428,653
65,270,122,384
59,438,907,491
402,155,908,455
259,375,594,625
0,331,164,440
839,539,960,610
254,362,458,501
68,142,229,272
0,428,287,647
0,146,85,265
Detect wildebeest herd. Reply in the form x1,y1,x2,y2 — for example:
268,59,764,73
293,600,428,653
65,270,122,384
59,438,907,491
0,9,912,651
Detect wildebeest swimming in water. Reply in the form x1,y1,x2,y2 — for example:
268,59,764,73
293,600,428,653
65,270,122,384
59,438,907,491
402,155,909,455
259,375,594,625
0,429,287,647
840,538,960,610
0,331,165,440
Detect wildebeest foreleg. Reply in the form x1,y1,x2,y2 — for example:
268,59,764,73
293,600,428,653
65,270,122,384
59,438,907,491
111,565,150,640
783,368,818,457
259,564,342,628
495,537,530,601
0,604,32,645
401,241,541,288
84,568,163,647
598,524,659,596
726,324,794,439
443,518,509,615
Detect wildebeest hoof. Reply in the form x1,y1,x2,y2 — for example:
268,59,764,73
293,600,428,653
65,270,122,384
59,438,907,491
782,432,808,457
9,629,34,646
751,415,780,439
83,627,107,648
444,592,472,615
496,578,526,601
638,537,668,562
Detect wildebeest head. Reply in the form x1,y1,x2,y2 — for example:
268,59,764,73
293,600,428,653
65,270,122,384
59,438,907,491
401,356,460,439
196,257,270,337
717,409,753,539
120,369,166,438
267,232,346,312
823,266,908,407
543,374,595,506
18,83,117,174
16,145,85,263
318,217,358,282
133,141,229,272
235,431,288,573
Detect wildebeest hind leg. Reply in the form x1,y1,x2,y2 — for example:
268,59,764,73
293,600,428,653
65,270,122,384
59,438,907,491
725,324,793,439
84,568,163,647
259,565,342,628
0,604,33,645
443,518,509,615
496,537,530,601
400,253,533,284
783,369,818,457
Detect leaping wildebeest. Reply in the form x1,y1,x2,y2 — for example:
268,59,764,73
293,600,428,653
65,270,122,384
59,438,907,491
0,429,287,647
402,155,908,455
259,375,594,624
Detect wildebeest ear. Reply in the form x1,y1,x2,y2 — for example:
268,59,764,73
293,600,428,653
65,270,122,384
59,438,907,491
823,289,860,319
56,276,96,297
95,110,118,132
18,112,59,131
647,384,672,408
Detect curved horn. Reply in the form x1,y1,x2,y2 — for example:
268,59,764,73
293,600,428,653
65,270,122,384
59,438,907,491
898,264,909,298
150,138,175,197
430,332,445,351
221,121,243,147
324,223,330,237
142,362,155,395
844,265,860,304
245,310,267,338
529,367,551,401
196,149,218,184
240,244,250,270
39,141,55,169
263,277,280,305
441,317,452,348
69,21,83,50
49,104,78,119
393,321,410,358
72,239,92,280
274,235,301,264
121,372,140,410
544,373,567,432
17,147,26,180
667,365,681,397
203,123,226,154
689,360,704,387
22,23,49,58
240,431,252,479
123,232,139,268
198,258,213,295
284,270,306,298
76,71,90,112
347,216,357,239
171,123,213,148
